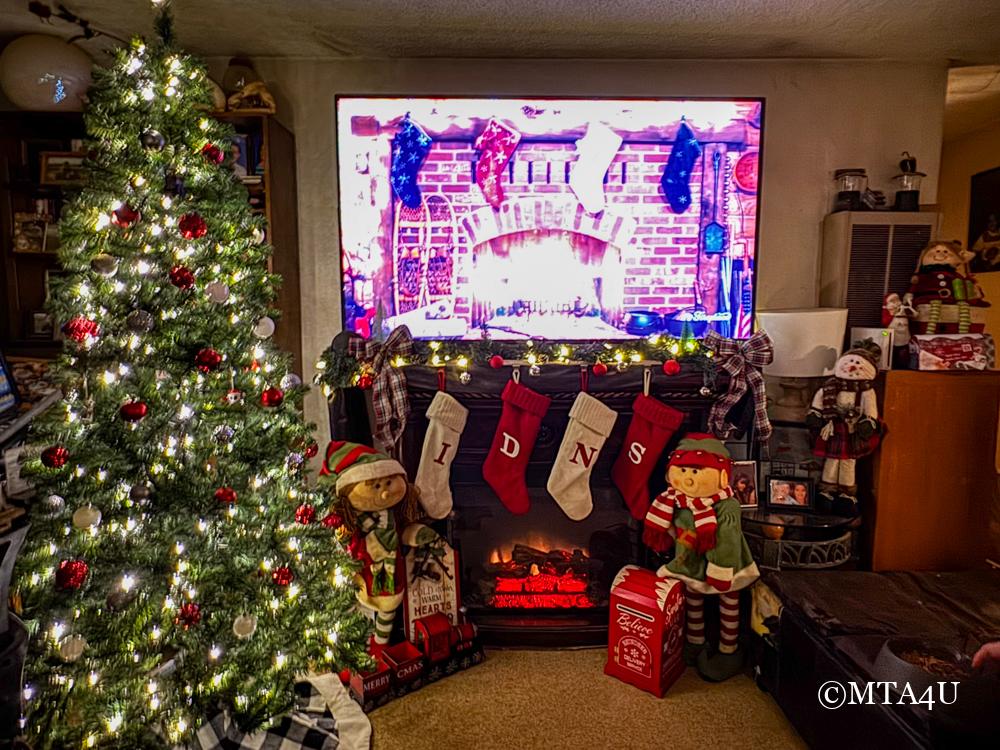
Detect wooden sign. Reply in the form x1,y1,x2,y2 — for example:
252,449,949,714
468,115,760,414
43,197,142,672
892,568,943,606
402,537,461,642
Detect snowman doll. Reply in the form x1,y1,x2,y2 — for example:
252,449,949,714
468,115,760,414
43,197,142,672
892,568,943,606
806,341,883,515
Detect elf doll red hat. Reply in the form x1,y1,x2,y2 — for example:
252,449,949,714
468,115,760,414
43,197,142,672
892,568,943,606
320,440,406,494
667,433,733,479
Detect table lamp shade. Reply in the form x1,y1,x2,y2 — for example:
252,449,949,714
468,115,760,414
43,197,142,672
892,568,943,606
756,308,848,377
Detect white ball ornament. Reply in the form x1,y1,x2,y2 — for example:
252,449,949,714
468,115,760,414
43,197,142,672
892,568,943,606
253,317,275,338
72,505,101,530
232,614,257,639
280,373,302,390
0,35,92,111
58,634,87,662
205,281,230,303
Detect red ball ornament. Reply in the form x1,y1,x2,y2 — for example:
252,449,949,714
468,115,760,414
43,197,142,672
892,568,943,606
119,401,148,422
321,512,344,529
201,143,224,164
294,504,316,525
356,373,373,390
261,387,284,408
176,602,201,628
271,566,294,587
195,348,222,373
111,204,140,228
179,212,208,240
169,265,196,290
592,361,608,377
61,317,100,344
347,533,367,561
339,669,351,684
55,559,88,591
304,442,319,459
489,355,505,369
41,445,69,469
214,486,237,505
662,359,681,376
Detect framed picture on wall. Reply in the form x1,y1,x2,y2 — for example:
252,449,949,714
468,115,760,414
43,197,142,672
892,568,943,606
968,166,1000,273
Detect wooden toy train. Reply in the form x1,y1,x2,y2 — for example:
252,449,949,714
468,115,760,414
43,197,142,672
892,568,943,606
349,613,484,711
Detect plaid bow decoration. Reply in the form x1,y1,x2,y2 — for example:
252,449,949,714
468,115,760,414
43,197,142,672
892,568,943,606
347,325,414,448
703,330,774,442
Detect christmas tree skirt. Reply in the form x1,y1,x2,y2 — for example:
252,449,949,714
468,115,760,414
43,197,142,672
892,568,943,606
189,675,370,750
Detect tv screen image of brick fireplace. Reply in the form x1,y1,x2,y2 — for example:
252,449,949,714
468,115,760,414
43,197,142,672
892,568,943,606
337,96,762,340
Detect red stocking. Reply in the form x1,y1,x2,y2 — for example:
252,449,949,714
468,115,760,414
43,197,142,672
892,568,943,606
482,379,551,514
611,394,684,519
474,118,521,208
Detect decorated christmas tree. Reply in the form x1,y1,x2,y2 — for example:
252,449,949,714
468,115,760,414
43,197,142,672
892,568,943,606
14,5,370,747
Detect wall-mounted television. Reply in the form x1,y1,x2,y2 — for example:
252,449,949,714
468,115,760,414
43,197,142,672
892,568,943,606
337,96,763,341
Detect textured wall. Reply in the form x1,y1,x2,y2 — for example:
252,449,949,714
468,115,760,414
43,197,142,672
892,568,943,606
216,57,948,437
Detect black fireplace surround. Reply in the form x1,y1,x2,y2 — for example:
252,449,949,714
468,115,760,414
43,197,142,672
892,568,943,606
330,364,721,647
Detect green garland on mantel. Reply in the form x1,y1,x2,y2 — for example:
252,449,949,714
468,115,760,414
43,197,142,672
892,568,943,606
314,333,715,393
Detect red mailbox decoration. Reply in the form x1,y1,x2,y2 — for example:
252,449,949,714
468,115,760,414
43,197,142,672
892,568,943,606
604,565,685,697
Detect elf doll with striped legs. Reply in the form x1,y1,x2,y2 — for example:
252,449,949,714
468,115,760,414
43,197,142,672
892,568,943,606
643,434,759,681
320,441,421,657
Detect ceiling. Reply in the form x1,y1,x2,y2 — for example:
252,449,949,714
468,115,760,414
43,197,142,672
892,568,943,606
1,0,999,62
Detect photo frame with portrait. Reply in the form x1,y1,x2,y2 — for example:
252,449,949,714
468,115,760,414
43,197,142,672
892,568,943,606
766,475,814,512
731,460,758,507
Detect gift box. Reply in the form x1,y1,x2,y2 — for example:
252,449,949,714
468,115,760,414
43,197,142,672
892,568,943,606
908,333,995,370
604,565,685,697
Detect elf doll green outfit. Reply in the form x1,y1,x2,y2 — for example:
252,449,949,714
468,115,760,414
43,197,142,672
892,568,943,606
643,434,759,681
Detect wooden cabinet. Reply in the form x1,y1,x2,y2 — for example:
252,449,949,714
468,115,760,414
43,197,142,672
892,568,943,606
866,370,1000,571
0,113,85,357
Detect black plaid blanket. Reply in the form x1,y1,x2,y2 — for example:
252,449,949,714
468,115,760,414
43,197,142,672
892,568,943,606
190,678,368,750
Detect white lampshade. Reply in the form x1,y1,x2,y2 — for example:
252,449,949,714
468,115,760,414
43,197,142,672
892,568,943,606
0,35,92,112
756,308,848,377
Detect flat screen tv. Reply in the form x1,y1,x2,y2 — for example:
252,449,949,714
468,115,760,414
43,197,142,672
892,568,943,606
337,96,763,341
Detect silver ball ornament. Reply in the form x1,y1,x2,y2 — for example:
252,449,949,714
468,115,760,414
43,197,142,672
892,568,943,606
213,425,235,444
126,310,154,333
253,317,275,338
58,634,87,662
459,371,472,385
699,386,713,397
90,254,119,277
42,494,66,516
616,361,629,373
280,373,302,390
528,364,541,377
129,484,152,503
205,281,230,303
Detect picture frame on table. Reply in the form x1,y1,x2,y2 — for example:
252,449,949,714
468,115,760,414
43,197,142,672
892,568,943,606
39,152,86,186
28,312,54,340
732,460,758,507
229,134,249,179
968,165,1000,273
12,213,47,253
766,475,814,512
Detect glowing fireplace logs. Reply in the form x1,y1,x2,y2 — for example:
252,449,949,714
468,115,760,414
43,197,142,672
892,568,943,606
485,543,597,609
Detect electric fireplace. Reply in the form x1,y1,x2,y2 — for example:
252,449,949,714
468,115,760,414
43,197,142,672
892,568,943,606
365,365,724,647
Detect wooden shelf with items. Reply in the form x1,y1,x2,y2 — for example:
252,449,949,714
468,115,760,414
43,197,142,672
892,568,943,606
212,111,302,370
0,112,85,358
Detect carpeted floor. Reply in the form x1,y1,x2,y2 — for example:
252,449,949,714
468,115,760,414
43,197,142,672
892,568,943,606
369,648,805,749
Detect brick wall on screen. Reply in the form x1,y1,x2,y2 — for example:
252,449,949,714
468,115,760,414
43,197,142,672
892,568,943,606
396,140,705,316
